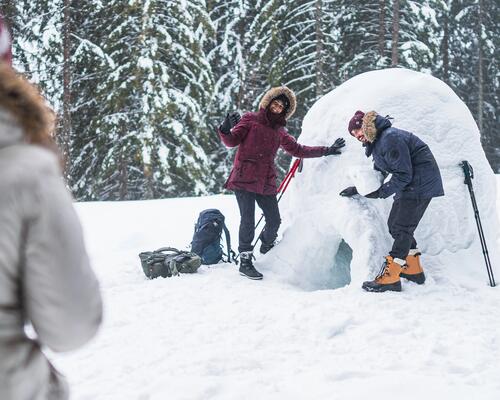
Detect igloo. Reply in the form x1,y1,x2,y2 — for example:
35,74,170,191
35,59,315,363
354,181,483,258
260,68,499,291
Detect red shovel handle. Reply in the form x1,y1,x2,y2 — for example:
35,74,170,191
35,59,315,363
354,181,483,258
278,158,301,193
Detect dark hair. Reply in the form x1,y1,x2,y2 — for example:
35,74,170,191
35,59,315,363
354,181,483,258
272,94,290,112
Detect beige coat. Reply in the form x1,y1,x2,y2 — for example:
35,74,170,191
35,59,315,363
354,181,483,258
0,68,102,400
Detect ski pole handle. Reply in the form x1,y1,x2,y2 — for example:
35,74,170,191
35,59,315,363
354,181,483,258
460,160,474,185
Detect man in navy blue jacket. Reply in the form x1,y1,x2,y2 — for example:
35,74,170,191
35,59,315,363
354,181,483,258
340,111,444,292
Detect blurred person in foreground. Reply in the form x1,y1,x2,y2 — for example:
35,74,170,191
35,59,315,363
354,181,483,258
340,110,444,292
0,17,103,400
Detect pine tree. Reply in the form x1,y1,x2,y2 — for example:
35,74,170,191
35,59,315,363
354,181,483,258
68,0,218,200
2,0,62,117
206,0,248,182
279,1,339,122
473,0,499,171
396,1,437,71
431,0,499,171
336,0,392,80
67,1,120,200
154,0,217,197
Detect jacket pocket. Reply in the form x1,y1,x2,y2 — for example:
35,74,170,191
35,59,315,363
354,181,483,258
236,159,258,183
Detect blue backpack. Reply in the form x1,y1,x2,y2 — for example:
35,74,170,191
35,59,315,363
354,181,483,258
191,209,234,265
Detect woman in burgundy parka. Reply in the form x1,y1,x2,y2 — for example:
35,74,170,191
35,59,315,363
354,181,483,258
218,86,345,280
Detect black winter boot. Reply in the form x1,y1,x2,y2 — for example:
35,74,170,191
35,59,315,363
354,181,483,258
239,251,263,280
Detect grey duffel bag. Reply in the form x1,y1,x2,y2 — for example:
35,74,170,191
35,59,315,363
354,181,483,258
139,247,202,279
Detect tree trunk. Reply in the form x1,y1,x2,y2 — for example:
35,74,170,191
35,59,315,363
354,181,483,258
237,5,253,111
315,0,324,97
119,148,128,200
391,0,399,67
442,11,449,83
477,0,484,136
378,0,385,59
61,0,72,178
2,0,17,31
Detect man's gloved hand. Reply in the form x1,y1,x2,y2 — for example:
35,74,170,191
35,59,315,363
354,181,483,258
324,137,346,156
339,186,358,197
364,189,380,199
220,112,241,135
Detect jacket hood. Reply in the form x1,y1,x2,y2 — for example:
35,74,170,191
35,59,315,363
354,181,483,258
0,108,23,147
362,111,392,143
257,107,286,128
0,63,54,149
259,86,297,120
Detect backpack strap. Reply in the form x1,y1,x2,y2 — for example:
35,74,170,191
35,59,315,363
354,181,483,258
222,223,236,263
154,248,184,276
167,259,180,277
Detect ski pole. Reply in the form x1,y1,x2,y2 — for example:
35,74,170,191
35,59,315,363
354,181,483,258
461,160,496,287
251,158,302,250
276,158,301,193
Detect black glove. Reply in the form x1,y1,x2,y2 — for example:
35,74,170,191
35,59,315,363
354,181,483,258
364,189,381,199
339,186,358,197
324,137,346,156
220,112,241,135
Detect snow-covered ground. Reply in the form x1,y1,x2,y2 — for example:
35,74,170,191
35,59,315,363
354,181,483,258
51,69,500,399
50,177,500,400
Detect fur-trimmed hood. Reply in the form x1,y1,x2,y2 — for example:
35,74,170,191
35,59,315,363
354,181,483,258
362,111,392,143
0,107,23,147
259,86,297,120
0,63,54,149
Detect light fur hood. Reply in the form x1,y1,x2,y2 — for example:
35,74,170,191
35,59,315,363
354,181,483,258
258,86,297,120
0,63,54,148
0,107,23,147
362,111,378,143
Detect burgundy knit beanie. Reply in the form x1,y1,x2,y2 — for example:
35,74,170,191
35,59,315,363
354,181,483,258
348,110,365,135
0,16,12,66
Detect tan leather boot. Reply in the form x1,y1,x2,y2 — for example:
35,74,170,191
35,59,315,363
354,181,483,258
362,256,403,292
400,249,426,284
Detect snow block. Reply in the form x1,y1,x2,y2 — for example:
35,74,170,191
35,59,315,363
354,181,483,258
265,68,499,290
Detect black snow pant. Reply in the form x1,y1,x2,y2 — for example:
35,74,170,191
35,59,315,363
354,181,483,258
235,190,281,253
388,198,431,260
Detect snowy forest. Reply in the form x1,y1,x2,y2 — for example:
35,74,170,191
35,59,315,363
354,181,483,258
1,0,498,201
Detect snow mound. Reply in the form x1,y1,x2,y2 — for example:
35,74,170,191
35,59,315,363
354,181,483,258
261,68,499,290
